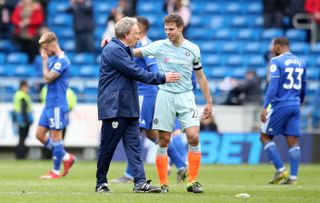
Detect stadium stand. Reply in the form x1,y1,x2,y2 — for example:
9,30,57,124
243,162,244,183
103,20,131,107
0,0,318,131
6,52,28,64
0,53,5,64
72,53,96,65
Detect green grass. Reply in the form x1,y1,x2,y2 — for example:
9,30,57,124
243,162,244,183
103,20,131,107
0,161,319,203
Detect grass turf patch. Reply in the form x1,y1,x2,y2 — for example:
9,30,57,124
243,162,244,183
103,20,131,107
0,161,319,203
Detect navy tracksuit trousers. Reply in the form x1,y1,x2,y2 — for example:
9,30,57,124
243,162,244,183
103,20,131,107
96,117,146,186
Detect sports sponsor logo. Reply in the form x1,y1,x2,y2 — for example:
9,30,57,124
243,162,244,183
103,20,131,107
163,57,192,65
54,62,62,70
270,64,277,72
153,118,158,125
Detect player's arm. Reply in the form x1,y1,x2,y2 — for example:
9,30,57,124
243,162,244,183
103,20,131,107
195,69,213,119
261,62,280,122
133,48,143,57
41,49,59,84
263,64,280,109
108,48,180,84
300,65,307,104
261,77,279,122
193,46,212,119
134,40,162,58
300,82,306,105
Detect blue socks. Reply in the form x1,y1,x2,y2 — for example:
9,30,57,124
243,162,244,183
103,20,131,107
264,141,284,171
265,141,301,180
125,165,133,179
168,141,187,170
289,145,300,179
171,134,188,162
124,138,158,178
52,140,66,171
44,137,53,150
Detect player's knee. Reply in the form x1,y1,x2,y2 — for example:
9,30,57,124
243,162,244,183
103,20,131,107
158,138,169,147
259,136,264,143
188,134,199,146
36,132,45,143
158,135,170,147
260,133,272,144
158,131,171,147
287,137,299,147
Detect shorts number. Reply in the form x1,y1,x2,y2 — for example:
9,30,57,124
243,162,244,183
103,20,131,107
190,108,199,119
49,118,55,128
283,67,304,90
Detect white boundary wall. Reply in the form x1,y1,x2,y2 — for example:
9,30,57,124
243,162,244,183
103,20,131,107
0,103,101,147
0,103,260,147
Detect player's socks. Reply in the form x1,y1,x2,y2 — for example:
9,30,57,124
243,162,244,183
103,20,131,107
168,141,187,169
122,137,158,179
62,153,70,161
52,169,60,175
120,138,158,180
124,166,134,179
44,137,53,150
264,141,284,170
188,144,201,183
149,138,158,145
52,140,66,171
156,146,168,185
289,145,300,179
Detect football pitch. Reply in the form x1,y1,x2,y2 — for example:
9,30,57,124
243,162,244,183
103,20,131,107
0,161,319,203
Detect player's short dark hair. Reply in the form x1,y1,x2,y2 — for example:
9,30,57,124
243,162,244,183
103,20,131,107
136,16,149,33
273,37,289,47
164,14,184,27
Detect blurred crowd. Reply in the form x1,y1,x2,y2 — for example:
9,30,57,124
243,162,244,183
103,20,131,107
0,0,319,126
263,0,320,41
0,0,192,64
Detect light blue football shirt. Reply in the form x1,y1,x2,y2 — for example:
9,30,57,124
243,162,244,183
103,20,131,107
140,39,201,93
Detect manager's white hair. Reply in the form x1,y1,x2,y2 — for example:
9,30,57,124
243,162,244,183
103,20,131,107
115,17,137,39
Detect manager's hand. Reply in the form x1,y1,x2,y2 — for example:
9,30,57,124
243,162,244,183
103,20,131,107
101,38,109,47
165,72,181,83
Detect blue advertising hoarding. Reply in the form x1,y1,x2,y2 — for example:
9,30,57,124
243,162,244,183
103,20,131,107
112,132,314,164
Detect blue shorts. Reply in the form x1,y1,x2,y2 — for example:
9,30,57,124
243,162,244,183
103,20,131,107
174,118,181,131
38,107,68,130
261,105,301,137
139,95,156,130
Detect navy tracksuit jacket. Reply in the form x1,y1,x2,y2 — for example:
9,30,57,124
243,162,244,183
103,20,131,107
96,38,165,186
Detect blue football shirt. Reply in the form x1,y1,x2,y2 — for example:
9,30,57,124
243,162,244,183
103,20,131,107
45,52,70,110
264,52,307,108
134,37,159,96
